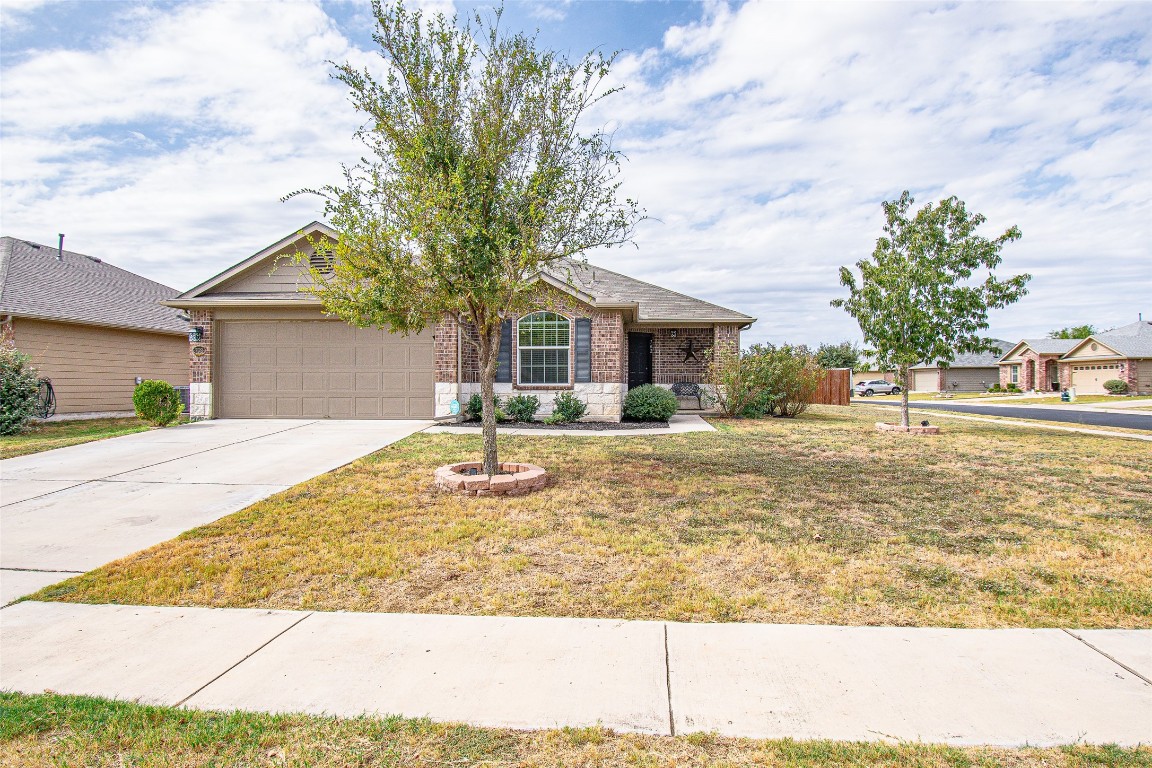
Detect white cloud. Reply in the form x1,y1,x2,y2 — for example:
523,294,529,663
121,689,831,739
582,0,1152,345
1,0,1148,347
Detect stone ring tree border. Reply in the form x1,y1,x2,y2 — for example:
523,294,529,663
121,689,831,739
434,462,549,496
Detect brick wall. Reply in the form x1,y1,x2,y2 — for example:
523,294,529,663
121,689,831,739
434,317,459,383
999,351,1064,391
189,309,213,384
651,327,712,384
453,290,625,388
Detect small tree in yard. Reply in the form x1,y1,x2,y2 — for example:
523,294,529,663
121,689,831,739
288,1,640,474
832,191,1031,428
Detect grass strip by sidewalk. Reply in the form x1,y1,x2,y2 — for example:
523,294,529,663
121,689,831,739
2,692,1148,768
0,418,149,459
33,408,1152,628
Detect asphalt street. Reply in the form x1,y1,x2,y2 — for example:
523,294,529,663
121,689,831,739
865,400,1152,431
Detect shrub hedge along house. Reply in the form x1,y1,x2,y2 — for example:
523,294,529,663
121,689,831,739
164,223,756,421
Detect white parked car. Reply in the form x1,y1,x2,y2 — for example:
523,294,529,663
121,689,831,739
854,379,901,396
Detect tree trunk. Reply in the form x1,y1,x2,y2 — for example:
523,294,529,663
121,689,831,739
476,321,503,475
899,364,910,427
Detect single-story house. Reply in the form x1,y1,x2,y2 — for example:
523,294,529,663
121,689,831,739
908,340,1012,393
999,320,1152,394
0,236,188,414
164,222,755,421
996,338,1077,392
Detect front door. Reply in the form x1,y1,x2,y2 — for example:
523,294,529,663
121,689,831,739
627,332,653,389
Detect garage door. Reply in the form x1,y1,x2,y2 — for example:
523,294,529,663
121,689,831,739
1070,363,1121,395
217,321,434,418
912,369,939,392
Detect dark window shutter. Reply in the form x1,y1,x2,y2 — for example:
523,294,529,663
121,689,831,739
575,318,592,383
496,320,513,383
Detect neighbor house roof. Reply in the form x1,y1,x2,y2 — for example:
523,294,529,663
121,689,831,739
0,236,187,335
168,223,755,326
1065,321,1152,359
911,340,1013,369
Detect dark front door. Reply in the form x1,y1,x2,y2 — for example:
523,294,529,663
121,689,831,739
627,332,653,389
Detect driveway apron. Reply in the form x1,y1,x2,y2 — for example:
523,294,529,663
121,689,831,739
0,419,430,604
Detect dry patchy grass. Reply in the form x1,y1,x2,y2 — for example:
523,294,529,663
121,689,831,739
3,693,1148,768
35,407,1152,628
0,418,151,459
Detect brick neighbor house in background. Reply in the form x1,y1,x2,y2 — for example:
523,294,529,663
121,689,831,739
163,222,755,421
998,321,1152,394
0,236,188,414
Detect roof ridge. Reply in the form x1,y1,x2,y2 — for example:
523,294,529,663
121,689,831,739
568,258,754,320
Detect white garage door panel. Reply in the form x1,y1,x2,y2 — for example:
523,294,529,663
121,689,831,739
913,370,938,392
1070,363,1121,395
218,321,434,419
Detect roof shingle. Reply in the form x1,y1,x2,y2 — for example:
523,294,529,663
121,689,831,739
0,237,187,335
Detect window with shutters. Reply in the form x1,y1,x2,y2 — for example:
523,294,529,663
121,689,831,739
518,312,570,384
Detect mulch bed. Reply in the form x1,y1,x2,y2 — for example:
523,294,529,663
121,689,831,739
463,420,669,431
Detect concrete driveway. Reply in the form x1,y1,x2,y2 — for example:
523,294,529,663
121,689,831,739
0,419,430,604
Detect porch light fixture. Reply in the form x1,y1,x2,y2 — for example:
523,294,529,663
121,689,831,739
189,326,204,343
670,329,678,338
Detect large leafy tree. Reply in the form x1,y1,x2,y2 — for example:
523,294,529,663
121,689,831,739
814,341,861,370
832,191,1031,427
289,1,640,473
1048,324,1098,339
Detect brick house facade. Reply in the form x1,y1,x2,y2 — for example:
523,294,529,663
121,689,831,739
168,223,755,421
997,325,1152,395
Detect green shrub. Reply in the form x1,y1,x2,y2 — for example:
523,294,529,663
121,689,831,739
705,343,822,418
1103,379,1129,394
504,394,540,422
989,383,1002,392
0,328,40,435
465,392,510,422
549,391,587,423
623,384,678,421
132,380,183,427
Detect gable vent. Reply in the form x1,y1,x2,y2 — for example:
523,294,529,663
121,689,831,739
309,248,334,273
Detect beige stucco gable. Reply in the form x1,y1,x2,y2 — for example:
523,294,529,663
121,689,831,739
1062,338,1123,360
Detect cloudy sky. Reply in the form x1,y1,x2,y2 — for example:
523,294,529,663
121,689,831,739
2,0,1149,347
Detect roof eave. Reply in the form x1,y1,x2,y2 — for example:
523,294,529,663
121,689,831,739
162,297,323,309
176,221,337,299
6,310,187,336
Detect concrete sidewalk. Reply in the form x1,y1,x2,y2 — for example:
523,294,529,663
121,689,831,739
2,601,1148,746
1,419,430,603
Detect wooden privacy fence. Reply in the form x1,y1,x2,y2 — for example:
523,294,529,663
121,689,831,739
810,368,851,406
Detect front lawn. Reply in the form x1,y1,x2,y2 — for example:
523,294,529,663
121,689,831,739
3,693,1146,768
0,417,150,459
35,407,1152,628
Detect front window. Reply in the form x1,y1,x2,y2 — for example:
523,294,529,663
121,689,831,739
1011,365,1020,384
518,312,570,384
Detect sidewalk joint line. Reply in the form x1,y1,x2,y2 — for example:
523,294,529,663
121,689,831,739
1061,629,1152,687
174,612,314,708
664,624,675,737
0,480,89,508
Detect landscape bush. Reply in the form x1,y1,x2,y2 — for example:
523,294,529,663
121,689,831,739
547,392,587,424
0,327,40,436
989,383,1002,392
622,384,678,421
504,394,540,422
704,343,824,418
1103,379,1129,394
132,380,183,427
465,393,508,422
